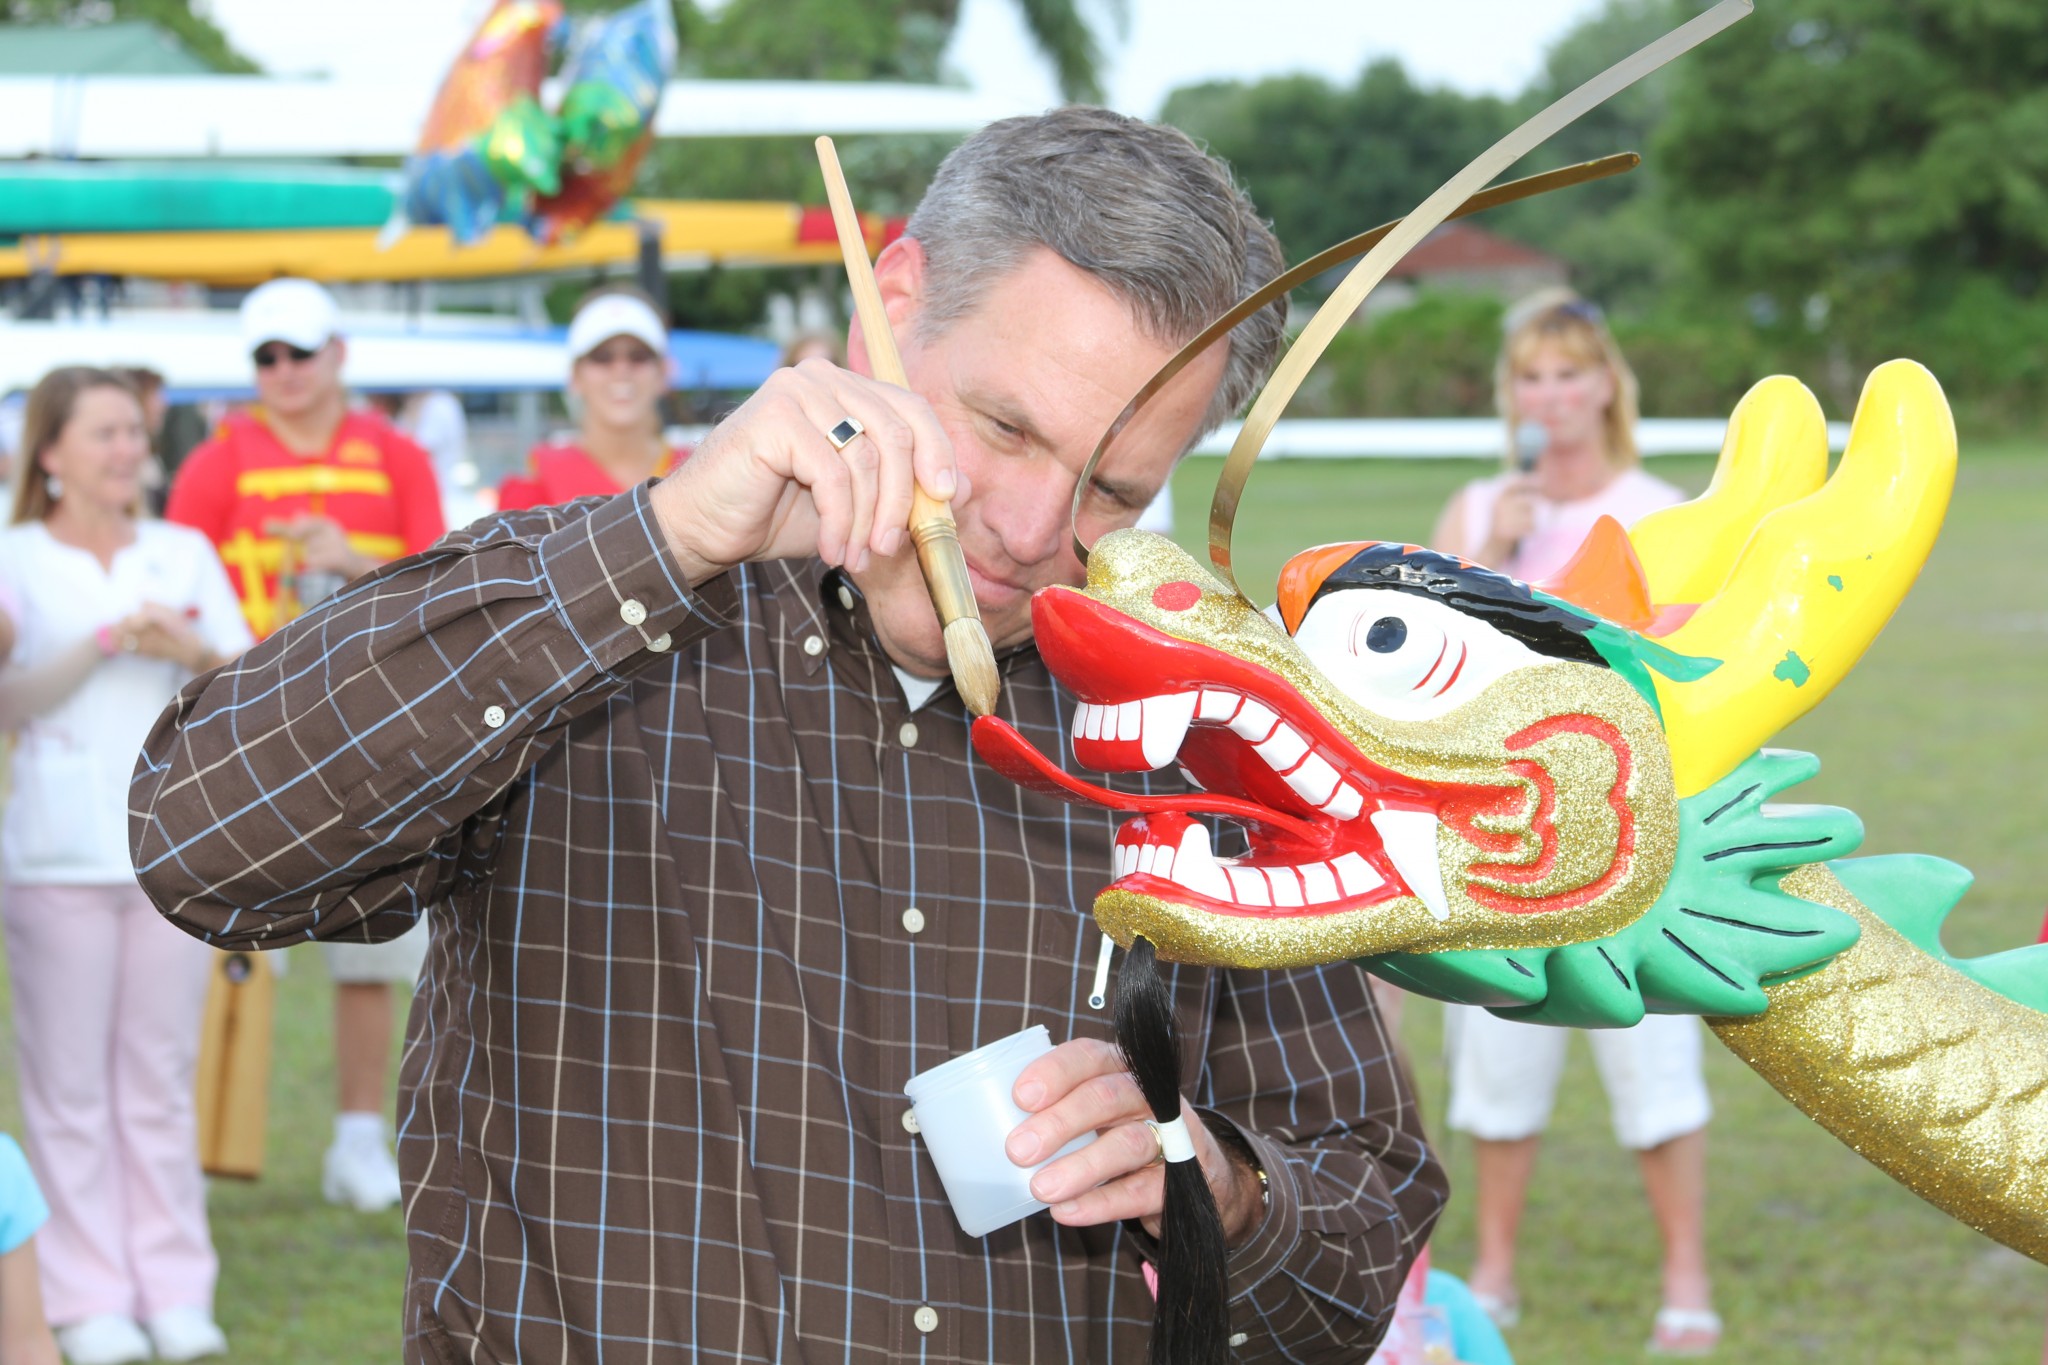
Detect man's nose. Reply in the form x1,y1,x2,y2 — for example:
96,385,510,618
971,463,1075,570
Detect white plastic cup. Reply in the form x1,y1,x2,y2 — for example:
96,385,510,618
904,1025,1090,1237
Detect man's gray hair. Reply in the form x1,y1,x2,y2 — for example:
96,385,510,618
904,107,1287,442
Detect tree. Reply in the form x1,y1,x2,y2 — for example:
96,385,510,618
0,0,258,71
1657,0,2048,338
1161,61,1509,271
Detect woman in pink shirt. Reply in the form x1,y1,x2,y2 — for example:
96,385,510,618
1427,291,1718,1356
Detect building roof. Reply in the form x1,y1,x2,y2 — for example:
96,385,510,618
1388,222,1563,279
0,21,213,75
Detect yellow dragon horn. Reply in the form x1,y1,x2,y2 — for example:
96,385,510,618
1646,360,1957,797
1629,374,1829,607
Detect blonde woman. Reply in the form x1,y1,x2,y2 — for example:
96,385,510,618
1428,293,1718,1356
0,367,250,1364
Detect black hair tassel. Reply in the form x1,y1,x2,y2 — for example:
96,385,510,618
1113,935,1230,1365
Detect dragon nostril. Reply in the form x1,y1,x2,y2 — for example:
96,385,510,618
1152,581,1202,612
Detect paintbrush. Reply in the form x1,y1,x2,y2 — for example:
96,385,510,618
813,135,1001,718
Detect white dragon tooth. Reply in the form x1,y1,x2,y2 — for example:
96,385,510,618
1198,689,1239,722
1152,845,1175,880
1266,867,1305,907
1254,724,1310,775
1284,753,1341,807
1137,843,1159,875
1115,700,1142,741
1227,866,1272,906
1080,702,1103,742
1228,698,1279,743
1299,861,1340,904
1332,851,1383,896
1319,784,1366,822
1169,822,1230,899
1371,810,1450,922
1139,693,1199,770
1176,764,1206,790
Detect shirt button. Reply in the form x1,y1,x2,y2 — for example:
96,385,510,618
899,721,919,749
802,634,825,657
912,1306,938,1334
901,906,926,934
482,705,506,729
647,632,672,653
1228,1332,1248,1348
619,598,647,626
901,1108,921,1135
836,584,856,611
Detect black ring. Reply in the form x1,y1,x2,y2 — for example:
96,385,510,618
826,417,864,450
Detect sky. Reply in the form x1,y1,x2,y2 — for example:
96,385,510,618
202,0,1609,115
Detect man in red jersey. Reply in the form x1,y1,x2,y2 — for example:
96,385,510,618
166,277,446,1216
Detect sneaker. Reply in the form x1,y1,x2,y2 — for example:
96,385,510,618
144,1307,229,1362
322,1128,402,1212
54,1314,152,1365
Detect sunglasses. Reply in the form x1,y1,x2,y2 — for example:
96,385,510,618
253,342,322,369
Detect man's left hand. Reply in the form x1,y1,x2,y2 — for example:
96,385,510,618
1006,1038,1265,1245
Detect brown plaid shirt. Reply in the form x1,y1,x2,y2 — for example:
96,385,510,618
132,486,1445,1363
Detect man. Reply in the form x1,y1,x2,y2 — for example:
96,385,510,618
134,110,1444,1361
165,278,448,1214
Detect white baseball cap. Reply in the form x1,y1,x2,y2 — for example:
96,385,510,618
566,293,669,374
241,278,340,355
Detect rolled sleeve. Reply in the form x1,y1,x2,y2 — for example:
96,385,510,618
131,484,737,950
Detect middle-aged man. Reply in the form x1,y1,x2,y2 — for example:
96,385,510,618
133,110,1445,1363
165,278,448,1217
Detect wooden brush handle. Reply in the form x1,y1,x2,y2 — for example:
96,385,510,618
814,136,979,624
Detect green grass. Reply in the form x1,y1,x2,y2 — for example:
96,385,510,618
2,443,2043,1362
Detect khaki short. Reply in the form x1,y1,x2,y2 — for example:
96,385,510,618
320,918,429,987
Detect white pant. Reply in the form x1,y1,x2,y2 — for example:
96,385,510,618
320,917,428,985
1444,1004,1710,1151
2,881,218,1324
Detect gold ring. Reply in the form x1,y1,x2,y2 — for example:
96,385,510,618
1143,1119,1166,1168
121,633,139,652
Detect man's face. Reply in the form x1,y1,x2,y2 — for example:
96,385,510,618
252,336,347,422
849,244,1229,678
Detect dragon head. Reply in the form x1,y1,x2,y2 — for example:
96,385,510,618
974,360,1958,1022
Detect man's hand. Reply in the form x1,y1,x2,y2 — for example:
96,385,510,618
1005,1038,1266,1246
647,358,957,587
265,515,375,579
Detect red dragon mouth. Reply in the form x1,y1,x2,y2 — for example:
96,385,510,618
971,587,1525,922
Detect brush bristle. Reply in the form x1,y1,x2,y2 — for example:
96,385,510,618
944,617,1001,717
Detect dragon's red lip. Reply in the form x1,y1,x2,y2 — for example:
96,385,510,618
969,587,1496,921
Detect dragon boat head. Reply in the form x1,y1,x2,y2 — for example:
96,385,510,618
974,360,1959,1022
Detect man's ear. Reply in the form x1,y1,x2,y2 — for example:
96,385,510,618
848,237,927,379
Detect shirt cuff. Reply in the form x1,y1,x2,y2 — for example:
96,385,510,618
536,482,740,673
1203,1109,1303,1303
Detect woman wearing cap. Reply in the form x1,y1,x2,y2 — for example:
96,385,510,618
498,287,686,511
1427,290,1715,1356
0,366,250,1365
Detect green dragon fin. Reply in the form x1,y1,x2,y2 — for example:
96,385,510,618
1367,748,1866,1026
1831,853,2048,1014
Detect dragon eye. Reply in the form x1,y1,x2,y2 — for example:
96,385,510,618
1292,587,1547,722
1365,617,1407,653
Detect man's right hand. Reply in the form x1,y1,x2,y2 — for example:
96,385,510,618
648,358,958,587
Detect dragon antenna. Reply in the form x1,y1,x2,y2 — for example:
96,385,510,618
1069,153,1643,571
1203,0,1754,597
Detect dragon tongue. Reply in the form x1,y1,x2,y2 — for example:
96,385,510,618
969,715,1323,842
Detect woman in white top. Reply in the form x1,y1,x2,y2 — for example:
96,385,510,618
0,367,251,1365
1426,293,1719,1355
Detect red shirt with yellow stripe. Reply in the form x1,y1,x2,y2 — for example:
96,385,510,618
166,409,446,639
